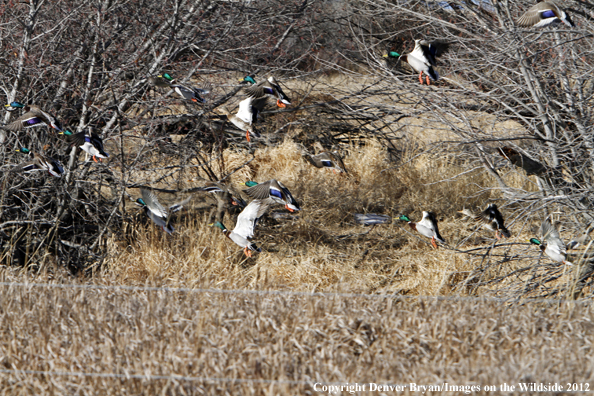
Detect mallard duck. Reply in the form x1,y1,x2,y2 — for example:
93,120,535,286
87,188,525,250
243,179,300,212
219,107,260,142
236,96,269,124
459,204,511,239
211,198,271,257
244,76,291,108
12,147,64,177
60,128,109,163
517,1,574,28
148,75,173,88
398,211,446,248
135,188,191,234
3,102,62,132
386,40,449,85
530,220,573,265
158,73,208,103
305,151,347,174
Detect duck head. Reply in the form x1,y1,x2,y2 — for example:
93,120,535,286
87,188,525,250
5,102,26,112
159,73,174,82
210,221,228,232
383,51,400,59
398,214,411,222
239,76,257,84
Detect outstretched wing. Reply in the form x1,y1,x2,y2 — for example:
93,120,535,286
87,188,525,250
233,199,271,239
244,181,273,200
354,214,391,226
66,131,88,147
140,188,168,218
418,40,449,66
4,112,46,132
244,81,274,99
517,3,557,27
11,161,41,173
540,220,566,255
169,195,192,213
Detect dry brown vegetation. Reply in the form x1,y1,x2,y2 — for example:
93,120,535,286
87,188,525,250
3,0,594,392
2,269,594,395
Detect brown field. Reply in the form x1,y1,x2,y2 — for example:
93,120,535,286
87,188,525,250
1,269,593,395
2,132,592,393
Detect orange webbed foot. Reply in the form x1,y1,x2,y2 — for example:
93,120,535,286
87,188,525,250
431,237,438,249
93,156,98,163
418,72,424,85
285,204,294,213
426,76,431,85
246,131,251,142
276,99,287,108
191,98,198,103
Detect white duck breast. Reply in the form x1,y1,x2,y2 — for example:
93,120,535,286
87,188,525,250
236,98,254,124
233,199,271,240
418,211,446,243
236,96,268,124
81,142,107,158
409,47,439,81
146,210,174,234
539,220,569,263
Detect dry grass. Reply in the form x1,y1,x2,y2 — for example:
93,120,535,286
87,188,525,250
102,138,560,297
0,268,592,395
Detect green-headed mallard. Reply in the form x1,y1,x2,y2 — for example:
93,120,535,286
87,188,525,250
219,107,260,142
239,75,257,85
211,198,271,257
12,147,64,177
530,220,573,265
244,76,291,108
305,151,347,174
60,128,109,162
159,73,208,103
3,102,62,132
136,188,191,235
517,2,574,28
385,40,449,85
243,179,300,212
399,211,446,248
459,204,511,240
